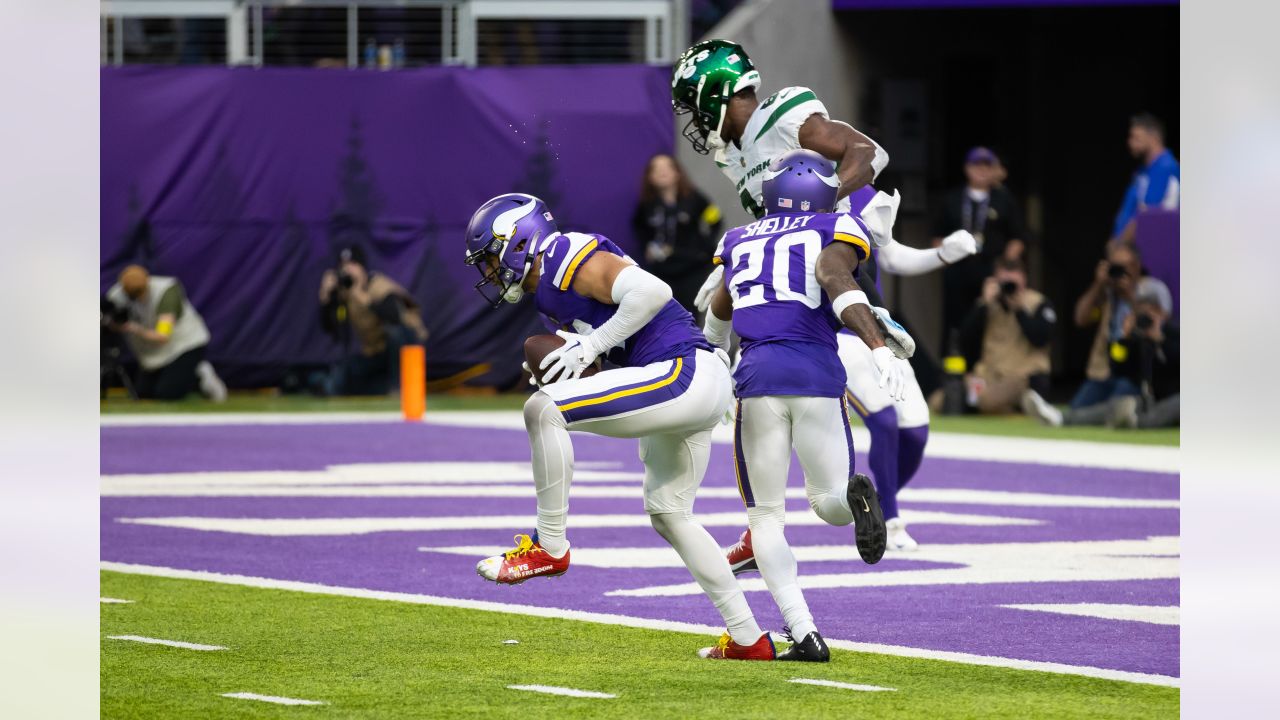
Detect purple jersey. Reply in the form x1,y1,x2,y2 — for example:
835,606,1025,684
717,212,871,397
535,232,709,367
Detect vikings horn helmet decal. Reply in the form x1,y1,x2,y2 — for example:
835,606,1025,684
760,149,840,216
464,193,559,307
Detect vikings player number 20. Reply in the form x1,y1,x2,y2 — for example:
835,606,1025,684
727,229,824,310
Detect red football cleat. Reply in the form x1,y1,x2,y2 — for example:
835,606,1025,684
726,529,757,575
699,632,776,660
476,533,570,585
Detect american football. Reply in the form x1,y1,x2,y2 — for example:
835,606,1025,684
524,333,601,386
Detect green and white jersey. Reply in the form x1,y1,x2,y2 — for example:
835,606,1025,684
716,86,872,218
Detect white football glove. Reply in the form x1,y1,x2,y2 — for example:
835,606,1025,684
871,306,916,360
871,346,908,402
522,361,541,388
540,329,603,384
939,229,978,264
858,189,901,248
694,265,725,313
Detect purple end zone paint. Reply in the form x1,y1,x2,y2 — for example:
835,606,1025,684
101,421,1179,678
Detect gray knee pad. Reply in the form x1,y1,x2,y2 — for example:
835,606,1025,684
746,503,787,530
523,391,564,431
648,509,694,540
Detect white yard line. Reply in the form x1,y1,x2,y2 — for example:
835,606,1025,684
100,410,1177,472
99,561,1179,688
789,678,896,692
100,475,1178,509
221,692,324,706
506,684,616,699
1002,603,1180,626
107,635,225,651
100,597,133,604
100,412,403,426
116,509,1037,536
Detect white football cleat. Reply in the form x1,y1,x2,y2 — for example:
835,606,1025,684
196,360,228,403
1021,389,1062,427
886,517,918,551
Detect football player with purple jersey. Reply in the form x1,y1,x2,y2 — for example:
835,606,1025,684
463,193,775,661
674,39,980,552
702,150,908,662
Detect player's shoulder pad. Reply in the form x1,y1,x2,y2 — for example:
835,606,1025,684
755,86,829,143
541,231,603,292
831,213,872,260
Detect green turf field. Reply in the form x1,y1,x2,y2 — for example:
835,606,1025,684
100,392,1179,447
101,572,1178,719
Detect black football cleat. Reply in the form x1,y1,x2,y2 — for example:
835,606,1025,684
847,473,887,564
777,631,830,662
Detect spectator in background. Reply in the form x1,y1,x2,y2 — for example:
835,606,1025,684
1027,280,1178,429
1044,243,1173,417
318,245,428,395
958,256,1055,415
933,147,1030,348
631,154,722,313
1111,113,1180,245
104,265,227,401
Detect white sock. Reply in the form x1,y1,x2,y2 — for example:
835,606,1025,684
650,511,762,646
525,392,572,559
747,505,817,641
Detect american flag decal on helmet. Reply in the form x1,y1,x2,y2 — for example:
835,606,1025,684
778,197,792,208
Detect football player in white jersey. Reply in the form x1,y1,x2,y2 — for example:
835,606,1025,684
672,39,979,553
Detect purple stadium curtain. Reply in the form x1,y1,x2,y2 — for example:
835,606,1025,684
101,65,673,387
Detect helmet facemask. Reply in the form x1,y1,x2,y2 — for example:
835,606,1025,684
464,194,557,309
671,40,760,155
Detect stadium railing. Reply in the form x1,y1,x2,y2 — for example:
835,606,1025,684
100,0,686,67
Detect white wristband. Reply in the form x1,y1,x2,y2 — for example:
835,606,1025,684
831,290,870,320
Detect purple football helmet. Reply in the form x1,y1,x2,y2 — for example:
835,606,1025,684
761,149,840,215
464,193,559,307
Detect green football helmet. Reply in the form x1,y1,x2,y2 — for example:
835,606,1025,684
671,39,762,154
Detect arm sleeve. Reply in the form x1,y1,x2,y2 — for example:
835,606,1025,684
876,239,948,276
958,303,988,366
1015,300,1056,348
585,265,673,357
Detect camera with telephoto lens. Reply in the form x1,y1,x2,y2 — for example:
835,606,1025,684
1135,312,1155,331
101,296,129,327
1108,263,1129,280
338,272,355,289
999,280,1019,296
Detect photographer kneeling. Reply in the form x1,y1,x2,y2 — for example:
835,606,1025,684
104,265,226,401
957,256,1056,415
318,246,428,396
1031,281,1178,428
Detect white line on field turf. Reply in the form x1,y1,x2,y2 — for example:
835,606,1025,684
507,684,616,699
100,597,133,604
221,692,324,706
789,678,896,692
107,635,225,651
99,411,1178,473
99,561,1179,688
